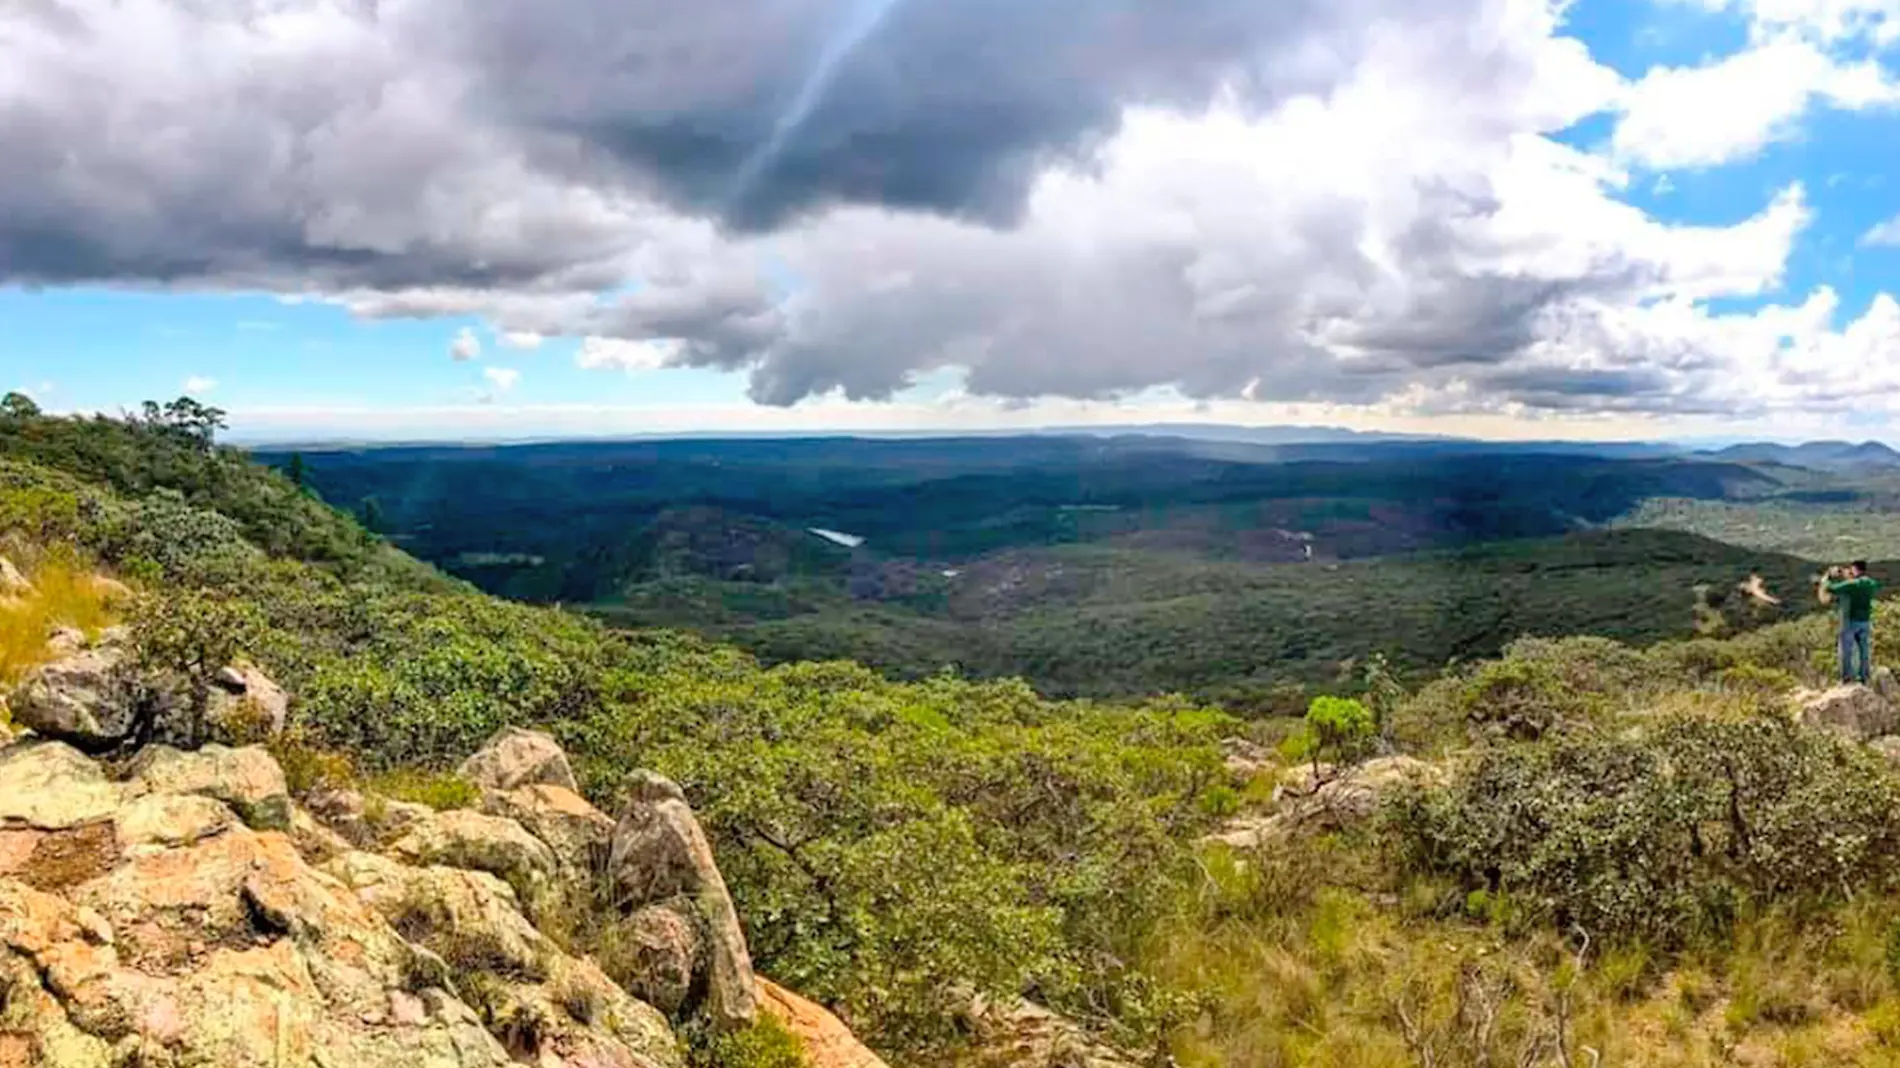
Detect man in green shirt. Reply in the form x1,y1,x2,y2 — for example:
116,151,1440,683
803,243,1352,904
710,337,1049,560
1826,560,1880,685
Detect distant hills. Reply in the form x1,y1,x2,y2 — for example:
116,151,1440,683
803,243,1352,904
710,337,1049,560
1701,440,1900,471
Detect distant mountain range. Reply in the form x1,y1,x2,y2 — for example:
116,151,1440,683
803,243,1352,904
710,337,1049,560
1700,440,1900,470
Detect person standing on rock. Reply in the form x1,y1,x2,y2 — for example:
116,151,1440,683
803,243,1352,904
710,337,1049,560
1824,560,1880,685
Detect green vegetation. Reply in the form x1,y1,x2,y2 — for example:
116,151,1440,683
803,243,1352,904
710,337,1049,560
1616,496,1900,561
19,402,1900,1065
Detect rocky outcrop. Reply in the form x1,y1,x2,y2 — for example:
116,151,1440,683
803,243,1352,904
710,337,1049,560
482,783,615,877
608,771,760,1030
1219,737,1273,781
460,726,579,793
207,662,291,738
956,995,1141,1068
125,743,292,831
1798,683,1900,742
760,978,889,1068
387,809,561,906
0,735,685,1068
8,645,139,752
1207,756,1445,850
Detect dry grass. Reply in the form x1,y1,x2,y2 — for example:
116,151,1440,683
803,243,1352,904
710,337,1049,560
1147,833,1900,1068
0,545,123,703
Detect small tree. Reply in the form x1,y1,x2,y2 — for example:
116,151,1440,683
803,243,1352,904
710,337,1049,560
1304,695,1375,777
0,391,41,420
129,590,263,748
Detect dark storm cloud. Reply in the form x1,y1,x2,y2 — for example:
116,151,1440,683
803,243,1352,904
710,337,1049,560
449,0,1402,230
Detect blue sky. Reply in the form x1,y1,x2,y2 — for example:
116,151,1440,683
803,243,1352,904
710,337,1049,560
6,0,1900,443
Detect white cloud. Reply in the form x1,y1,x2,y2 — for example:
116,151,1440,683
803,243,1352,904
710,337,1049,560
482,366,521,392
1681,0,1900,45
1611,38,1900,170
1864,215,1900,246
183,375,217,394
576,337,683,372
450,327,482,362
497,330,545,350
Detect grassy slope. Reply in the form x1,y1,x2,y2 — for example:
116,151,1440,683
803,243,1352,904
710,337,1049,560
19,413,1900,1066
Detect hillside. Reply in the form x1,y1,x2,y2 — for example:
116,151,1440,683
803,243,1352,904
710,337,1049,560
15,403,1900,1067
270,436,1804,703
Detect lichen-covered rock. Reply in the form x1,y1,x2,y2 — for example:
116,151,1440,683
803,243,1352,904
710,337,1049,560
8,646,138,751
957,996,1141,1068
483,783,615,876
0,740,122,831
616,901,703,1018
386,809,561,906
609,770,759,1029
459,726,578,793
760,978,889,1068
205,661,291,739
112,792,237,855
125,744,292,831
327,852,682,1068
1798,684,1900,742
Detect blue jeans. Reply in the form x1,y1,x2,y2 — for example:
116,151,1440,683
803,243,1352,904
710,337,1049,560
1842,620,1874,684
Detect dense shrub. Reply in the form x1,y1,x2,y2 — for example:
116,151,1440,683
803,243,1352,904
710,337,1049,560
1394,715,1900,944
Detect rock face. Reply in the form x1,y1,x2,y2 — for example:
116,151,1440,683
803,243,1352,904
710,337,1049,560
459,726,579,793
608,771,761,1030
759,978,889,1068
206,662,291,738
1207,756,1445,850
482,783,615,878
8,645,139,752
957,996,1141,1068
125,743,292,831
0,736,685,1068
1798,684,1900,742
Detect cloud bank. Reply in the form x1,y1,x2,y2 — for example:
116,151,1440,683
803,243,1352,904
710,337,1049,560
4,0,1900,421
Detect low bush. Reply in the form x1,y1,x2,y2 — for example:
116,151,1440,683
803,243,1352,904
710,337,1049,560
1393,714,1900,944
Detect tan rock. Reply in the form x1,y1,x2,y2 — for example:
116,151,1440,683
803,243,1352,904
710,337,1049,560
958,996,1140,1068
760,978,889,1068
482,783,614,876
386,809,560,902
289,804,354,864
609,771,758,1029
206,662,291,739
0,741,121,830
615,902,703,1017
459,726,579,793
114,793,238,855
1873,736,1900,765
8,647,138,751
125,744,292,831
1799,684,1900,742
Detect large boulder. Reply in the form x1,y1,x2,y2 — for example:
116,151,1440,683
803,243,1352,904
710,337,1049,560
327,852,682,1068
124,744,292,831
759,978,889,1068
459,726,579,793
205,662,290,739
0,740,123,831
1798,684,1900,742
0,745,682,1067
386,809,561,904
482,783,615,877
608,771,760,1029
7,646,139,752
956,995,1141,1068
614,901,704,1018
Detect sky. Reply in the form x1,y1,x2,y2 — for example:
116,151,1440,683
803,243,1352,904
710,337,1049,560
5,0,1900,443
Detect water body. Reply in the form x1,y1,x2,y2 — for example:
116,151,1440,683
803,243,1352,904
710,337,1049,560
808,528,866,549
